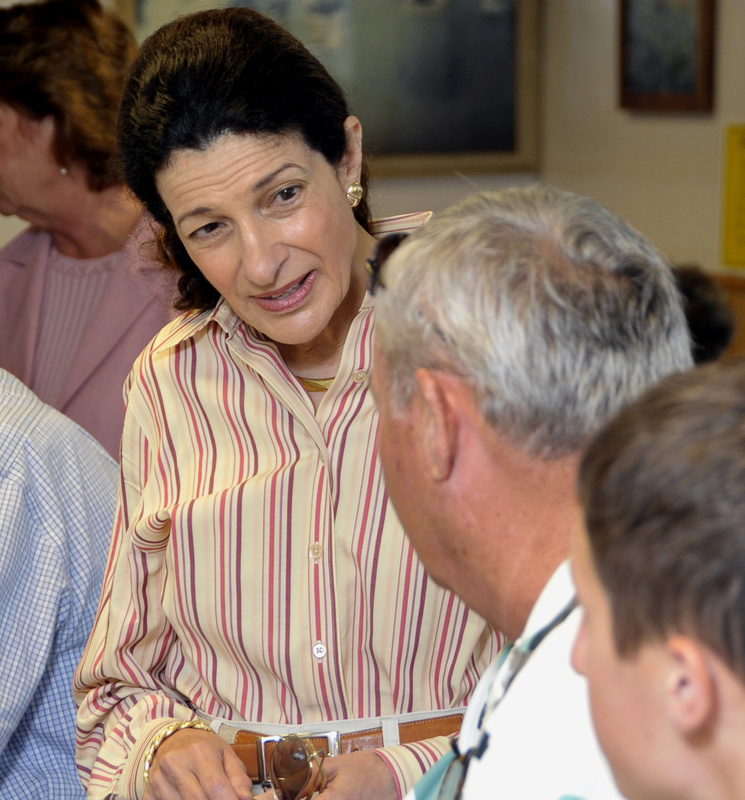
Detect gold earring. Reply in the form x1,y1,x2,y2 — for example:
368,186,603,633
346,181,364,208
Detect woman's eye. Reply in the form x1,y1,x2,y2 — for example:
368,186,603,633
192,221,221,238
277,185,299,203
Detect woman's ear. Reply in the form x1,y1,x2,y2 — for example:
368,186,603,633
0,102,12,131
0,106,57,165
664,636,716,737
340,115,364,185
0,104,49,144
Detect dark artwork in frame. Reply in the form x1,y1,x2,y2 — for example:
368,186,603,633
123,0,538,175
619,0,716,113
224,0,538,176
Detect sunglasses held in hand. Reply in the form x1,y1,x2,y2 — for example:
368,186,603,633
269,734,327,800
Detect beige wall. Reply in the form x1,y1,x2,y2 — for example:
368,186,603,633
540,0,745,273
0,216,27,249
4,0,744,263
376,0,745,263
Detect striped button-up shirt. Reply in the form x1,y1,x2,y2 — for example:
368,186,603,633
75,214,502,799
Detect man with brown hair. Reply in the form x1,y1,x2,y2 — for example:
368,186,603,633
573,357,745,800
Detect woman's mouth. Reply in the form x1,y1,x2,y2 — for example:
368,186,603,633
252,271,317,312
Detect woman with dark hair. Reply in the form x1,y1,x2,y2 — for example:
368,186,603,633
0,0,176,458
74,8,499,800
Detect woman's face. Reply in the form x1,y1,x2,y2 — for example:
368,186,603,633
0,104,60,222
156,123,368,347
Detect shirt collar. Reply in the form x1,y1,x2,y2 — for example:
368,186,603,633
521,559,575,640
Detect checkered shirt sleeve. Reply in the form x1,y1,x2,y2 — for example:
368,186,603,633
0,371,117,798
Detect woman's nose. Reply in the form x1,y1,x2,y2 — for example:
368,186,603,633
238,221,288,288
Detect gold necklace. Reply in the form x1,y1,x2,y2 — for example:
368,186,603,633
297,375,336,392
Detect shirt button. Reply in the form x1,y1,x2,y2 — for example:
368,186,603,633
309,542,323,560
353,370,367,384
312,642,327,661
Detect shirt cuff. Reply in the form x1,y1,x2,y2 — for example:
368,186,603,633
374,736,453,798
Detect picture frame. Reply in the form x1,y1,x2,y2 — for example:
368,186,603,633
121,0,538,178
367,0,539,177
619,0,716,113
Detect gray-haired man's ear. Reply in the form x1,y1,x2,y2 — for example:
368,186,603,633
415,367,466,483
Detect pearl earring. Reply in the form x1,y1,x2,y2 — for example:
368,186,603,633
60,167,69,176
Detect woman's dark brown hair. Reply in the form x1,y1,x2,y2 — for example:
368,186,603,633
0,0,137,191
118,7,372,311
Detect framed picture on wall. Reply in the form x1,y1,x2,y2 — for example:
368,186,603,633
619,0,716,112
125,0,538,177
344,0,539,176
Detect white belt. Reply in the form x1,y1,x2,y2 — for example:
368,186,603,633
198,705,466,748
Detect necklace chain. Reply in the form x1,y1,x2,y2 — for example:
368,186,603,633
296,375,336,392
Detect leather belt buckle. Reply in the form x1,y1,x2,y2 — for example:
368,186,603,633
257,731,341,786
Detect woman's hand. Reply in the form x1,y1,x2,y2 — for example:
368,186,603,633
144,729,253,800
320,751,398,800
253,750,398,800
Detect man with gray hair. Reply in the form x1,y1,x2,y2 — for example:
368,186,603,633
369,184,693,800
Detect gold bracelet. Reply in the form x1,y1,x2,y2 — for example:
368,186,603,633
142,719,215,785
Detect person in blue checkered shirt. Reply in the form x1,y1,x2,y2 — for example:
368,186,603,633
0,368,116,798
